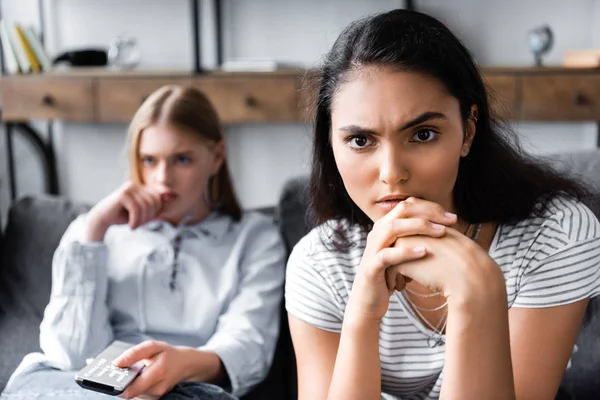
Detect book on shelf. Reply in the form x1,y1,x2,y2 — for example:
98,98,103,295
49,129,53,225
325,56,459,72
1,20,30,73
0,20,19,74
0,20,52,74
22,25,52,72
15,24,41,73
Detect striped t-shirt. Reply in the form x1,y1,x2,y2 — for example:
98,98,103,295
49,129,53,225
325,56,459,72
285,196,600,399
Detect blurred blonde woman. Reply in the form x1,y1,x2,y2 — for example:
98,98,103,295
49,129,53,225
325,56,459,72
1,85,286,400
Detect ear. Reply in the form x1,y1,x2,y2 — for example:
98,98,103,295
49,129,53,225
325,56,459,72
461,105,478,157
211,140,226,175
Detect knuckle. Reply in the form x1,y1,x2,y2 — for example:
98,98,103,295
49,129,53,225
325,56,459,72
375,249,389,267
435,203,447,215
372,218,383,229
366,229,377,243
122,181,135,190
122,182,136,194
418,219,430,230
394,243,407,254
141,339,157,349
396,201,409,215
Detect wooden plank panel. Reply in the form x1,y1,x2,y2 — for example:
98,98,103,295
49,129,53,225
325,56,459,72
192,76,299,123
97,78,192,122
483,74,519,120
0,76,94,121
521,74,600,121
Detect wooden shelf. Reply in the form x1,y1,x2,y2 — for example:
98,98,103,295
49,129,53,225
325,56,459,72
2,67,600,123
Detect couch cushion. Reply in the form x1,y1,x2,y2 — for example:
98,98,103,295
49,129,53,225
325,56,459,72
0,195,89,318
0,195,88,391
275,176,312,400
277,176,312,254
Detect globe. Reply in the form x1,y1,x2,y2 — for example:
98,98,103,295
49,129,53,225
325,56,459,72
527,24,554,67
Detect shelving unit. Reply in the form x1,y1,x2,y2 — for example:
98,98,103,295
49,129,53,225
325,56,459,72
2,0,600,202
4,66,600,124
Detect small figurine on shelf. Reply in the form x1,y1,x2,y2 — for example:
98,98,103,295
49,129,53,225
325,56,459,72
527,24,554,67
108,35,141,70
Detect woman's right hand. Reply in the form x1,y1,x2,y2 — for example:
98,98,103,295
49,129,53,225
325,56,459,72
84,182,163,242
346,197,457,322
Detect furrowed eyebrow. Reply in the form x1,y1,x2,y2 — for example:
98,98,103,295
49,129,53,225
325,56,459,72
338,111,447,135
338,125,378,135
399,112,447,131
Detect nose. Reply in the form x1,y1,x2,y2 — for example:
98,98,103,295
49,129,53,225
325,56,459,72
378,144,409,185
155,160,173,185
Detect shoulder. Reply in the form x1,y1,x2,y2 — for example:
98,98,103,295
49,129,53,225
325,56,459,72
230,211,280,242
288,219,366,283
291,219,365,260
499,196,600,307
496,196,599,254
237,211,277,230
285,220,363,328
539,196,600,243
227,212,285,259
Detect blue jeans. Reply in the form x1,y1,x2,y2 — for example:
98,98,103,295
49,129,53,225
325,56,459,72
1,366,237,400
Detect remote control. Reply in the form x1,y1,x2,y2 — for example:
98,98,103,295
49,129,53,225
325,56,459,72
75,340,143,396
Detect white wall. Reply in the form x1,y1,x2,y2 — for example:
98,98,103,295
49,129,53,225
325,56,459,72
1,0,599,214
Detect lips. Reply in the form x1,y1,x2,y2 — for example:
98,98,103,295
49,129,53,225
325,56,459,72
160,193,178,203
376,195,410,203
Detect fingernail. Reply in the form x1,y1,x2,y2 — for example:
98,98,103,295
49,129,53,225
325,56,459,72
413,246,426,255
445,212,457,219
432,223,445,231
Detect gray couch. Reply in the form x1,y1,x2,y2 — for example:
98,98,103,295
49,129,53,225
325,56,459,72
1,150,600,399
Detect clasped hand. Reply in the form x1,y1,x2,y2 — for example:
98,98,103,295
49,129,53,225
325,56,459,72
349,197,497,322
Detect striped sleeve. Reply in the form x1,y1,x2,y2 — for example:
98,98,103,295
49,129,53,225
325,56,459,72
285,234,344,332
513,199,600,308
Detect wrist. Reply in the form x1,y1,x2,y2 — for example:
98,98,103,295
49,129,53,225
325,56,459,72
83,212,110,242
177,346,226,384
447,259,506,307
344,300,384,330
448,274,507,324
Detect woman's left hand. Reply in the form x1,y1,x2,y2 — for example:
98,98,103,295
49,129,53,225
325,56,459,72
391,226,504,301
113,340,187,399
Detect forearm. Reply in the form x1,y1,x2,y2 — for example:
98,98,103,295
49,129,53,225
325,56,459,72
178,347,227,384
328,314,382,400
40,241,113,369
441,284,515,400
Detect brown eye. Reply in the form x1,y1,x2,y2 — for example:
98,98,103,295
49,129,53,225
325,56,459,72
354,137,367,146
412,129,439,143
349,135,371,149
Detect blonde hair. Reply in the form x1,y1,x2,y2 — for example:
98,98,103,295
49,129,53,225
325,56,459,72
127,85,241,221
